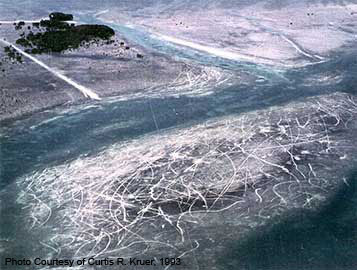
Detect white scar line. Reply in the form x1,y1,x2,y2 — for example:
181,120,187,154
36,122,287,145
0,19,47,24
0,39,101,100
153,32,260,63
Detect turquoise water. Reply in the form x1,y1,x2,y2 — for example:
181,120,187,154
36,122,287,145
1,8,357,270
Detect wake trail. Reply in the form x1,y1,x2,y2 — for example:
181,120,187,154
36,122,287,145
0,39,101,100
0,19,47,24
154,32,262,63
237,14,325,63
279,34,325,61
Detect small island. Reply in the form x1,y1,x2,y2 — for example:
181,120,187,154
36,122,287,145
3,12,115,60
15,12,115,54
49,12,74,21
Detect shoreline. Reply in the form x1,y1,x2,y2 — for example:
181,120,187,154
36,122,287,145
0,30,222,125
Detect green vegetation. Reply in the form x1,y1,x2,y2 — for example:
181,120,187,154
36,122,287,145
39,19,71,30
12,13,115,54
1,11,145,70
15,37,32,47
49,12,73,21
22,24,115,53
14,21,25,30
3,46,23,63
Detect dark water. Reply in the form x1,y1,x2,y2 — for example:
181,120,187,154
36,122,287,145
1,9,357,270
220,172,357,270
1,52,351,188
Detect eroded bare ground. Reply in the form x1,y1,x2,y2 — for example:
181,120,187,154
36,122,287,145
15,92,357,269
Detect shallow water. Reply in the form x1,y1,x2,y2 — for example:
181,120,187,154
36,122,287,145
1,4,357,270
